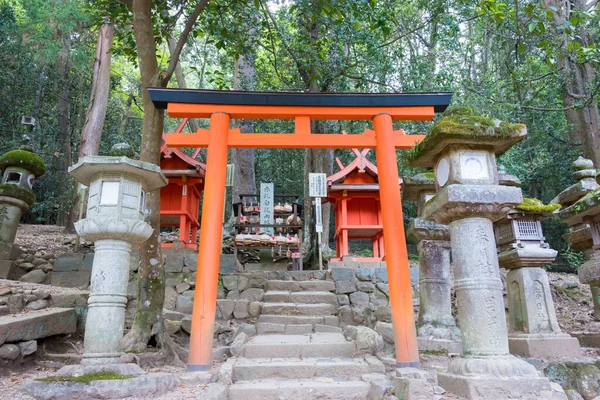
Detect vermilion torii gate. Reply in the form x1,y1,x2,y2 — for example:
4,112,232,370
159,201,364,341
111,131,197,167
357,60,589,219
148,88,452,372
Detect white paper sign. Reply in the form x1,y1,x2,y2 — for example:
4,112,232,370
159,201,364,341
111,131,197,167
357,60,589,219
309,173,327,197
260,182,274,234
315,197,323,233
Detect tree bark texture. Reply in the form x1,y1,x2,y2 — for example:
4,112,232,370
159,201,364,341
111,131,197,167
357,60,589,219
168,36,200,134
56,28,72,227
66,21,115,233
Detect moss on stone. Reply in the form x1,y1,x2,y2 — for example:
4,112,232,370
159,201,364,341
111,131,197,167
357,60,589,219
0,149,46,177
0,183,35,205
423,172,435,179
420,349,449,356
516,198,561,214
406,111,526,162
36,371,133,384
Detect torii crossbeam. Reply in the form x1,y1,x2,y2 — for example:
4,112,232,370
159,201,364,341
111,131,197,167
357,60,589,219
149,88,452,372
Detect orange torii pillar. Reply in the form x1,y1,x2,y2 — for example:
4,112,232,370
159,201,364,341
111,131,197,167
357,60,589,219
150,88,453,371
188,113,230,370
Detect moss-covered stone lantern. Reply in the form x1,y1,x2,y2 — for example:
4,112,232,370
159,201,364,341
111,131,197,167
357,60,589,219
404,172,461,354
407,108,552,399
68,144,167,366
495,199,581,358
0,149,46,278
553,157,600,320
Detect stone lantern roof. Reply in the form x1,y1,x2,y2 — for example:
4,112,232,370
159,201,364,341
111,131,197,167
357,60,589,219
555,185,600,226
69,156,167,191
511,198,561,217
0,149,46,177
405,107,527,167
402,172,434,201
551,157,598,207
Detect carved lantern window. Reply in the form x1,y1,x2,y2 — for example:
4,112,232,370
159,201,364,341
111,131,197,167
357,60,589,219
584,216,600,249
495,215,547,250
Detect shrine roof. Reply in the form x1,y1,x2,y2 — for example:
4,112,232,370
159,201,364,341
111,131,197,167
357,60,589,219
160,133,206,174
327,148,401,191
148,88,453,113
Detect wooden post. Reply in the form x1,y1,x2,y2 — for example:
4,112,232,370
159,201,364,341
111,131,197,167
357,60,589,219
373,113,420,368
188,112,230,371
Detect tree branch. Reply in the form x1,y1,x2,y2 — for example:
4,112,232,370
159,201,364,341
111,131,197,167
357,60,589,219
161,0,210,85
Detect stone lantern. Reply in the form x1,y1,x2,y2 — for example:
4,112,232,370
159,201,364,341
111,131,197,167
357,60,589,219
553,157,600,319
0,149,46,278
404,172,461,354
495,199,580,358
68,145,167,366
407,108,552,399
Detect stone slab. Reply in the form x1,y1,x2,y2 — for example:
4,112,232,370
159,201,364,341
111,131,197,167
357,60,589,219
261,302,336,316
258,315,326,325
219,254,234,274
418,338,463,355
228,378,371,400
438,372,552,400
284,324,313,335
243,333,354,359
51,271,91,289
53,253,84,272
20,372,177,400
257,323,286,334
572,333,600,348
288,291,337,305
298,280,335,292
508,336,581,359
0,308,77,346
0,260,15,280
232,357,368,381
263,291,290,302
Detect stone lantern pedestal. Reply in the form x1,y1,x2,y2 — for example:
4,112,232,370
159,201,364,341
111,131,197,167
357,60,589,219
407,108,552,399
554,158,600,320
495,203,580,358
0,149,46,279
404,173,461,354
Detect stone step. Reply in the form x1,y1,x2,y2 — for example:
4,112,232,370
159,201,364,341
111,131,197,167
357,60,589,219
257,322,343,335
0,307,77,345
264,280,335,293
261,302,337,316
232,357,368,382
228,378,371,400
263,290,338,305
258,315,339,326
243,333,355,359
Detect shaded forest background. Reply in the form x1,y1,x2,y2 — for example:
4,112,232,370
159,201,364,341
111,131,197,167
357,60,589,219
1,0,599,269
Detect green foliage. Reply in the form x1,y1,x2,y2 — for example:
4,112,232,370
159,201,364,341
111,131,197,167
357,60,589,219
0,184,35,205
560,245,584,270
0,150,46,177
36,371,133,384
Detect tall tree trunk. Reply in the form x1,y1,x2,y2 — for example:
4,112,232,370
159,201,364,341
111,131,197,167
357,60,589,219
118,92,134,138
231,54,257,203
122,0,168,355
168,36,200,133
66,21,114,232
56,30,72,227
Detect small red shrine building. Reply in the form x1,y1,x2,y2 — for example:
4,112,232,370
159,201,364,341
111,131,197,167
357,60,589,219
327,147,402,262
160,131,205,249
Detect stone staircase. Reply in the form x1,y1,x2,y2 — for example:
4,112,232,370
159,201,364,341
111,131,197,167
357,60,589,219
257,279,342,335
225,278,392,400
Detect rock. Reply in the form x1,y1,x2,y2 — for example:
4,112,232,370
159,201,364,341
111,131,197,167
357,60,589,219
345,326,383,355
0,288,11,297
164,286,178,310
349,291,370,306
356,281,375,292
25,299,48,311
51,271,91,289
222,275,238,291
375,321,395,344
18,340,37,356
176,295,194,314
240,288,264,302
545,362,600,400
248,301,260,317
374,268,388,283
181,316,192,334
163,310,185,322
226,290,240,300
375,306,392,322
336,281,356,294
237,275,249,291
33,289,50,300
376,283,389,296
339,305,354,326
337,294,349,306
175,283,191,294
356,268,374,281
0,344,19,360
164,255,184,273
565,390,585,400
39,263,53,272
53,254,84,272
434,385,446,395
32,258,46,266
331,268,355,281
0,308,76,345
233,300,249,319
19,269,47,284
19,262,36,272
0,306,9,316
238,323,257,337
212,346,231,363
165,319,181,334
217,299,235,320
230,332,249,357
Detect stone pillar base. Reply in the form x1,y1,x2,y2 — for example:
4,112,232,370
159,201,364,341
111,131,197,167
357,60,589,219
438,372,553,400
508,335,581,359
438,355,552,400
0,259,15,279
418,337,463,354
